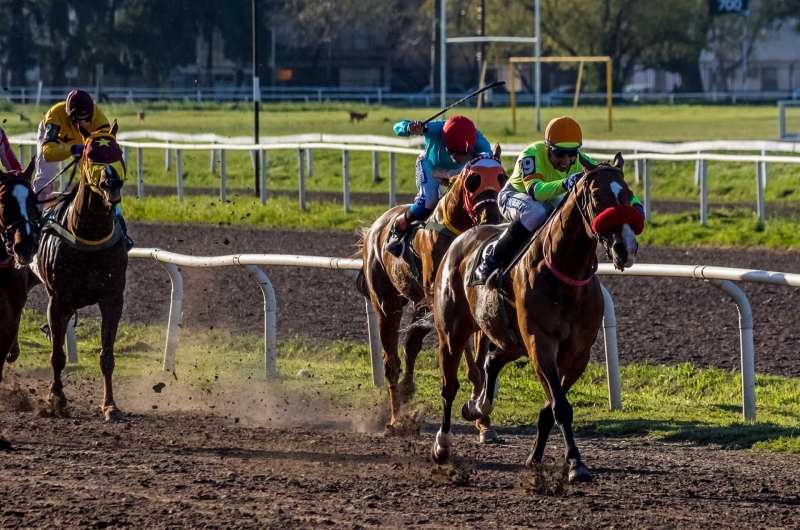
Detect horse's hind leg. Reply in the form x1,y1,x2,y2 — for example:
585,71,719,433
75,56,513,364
47,300,71,412
369,289,405,433
98,295,124,421
461,332,500,444
397,306,430,404
430,319,472,465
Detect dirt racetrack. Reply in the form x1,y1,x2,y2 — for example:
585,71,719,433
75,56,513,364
25,221,800,376
7,222,800,528
2,410,800,529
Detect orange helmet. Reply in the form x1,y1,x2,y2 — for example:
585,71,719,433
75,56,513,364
442,116,478,153
544,116,582,151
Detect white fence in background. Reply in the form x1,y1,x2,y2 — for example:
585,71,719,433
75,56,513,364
9,132,800,227
57,249,788,422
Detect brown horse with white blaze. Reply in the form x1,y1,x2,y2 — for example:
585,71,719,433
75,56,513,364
431,154,642,482
359,146,507,436
0,159,40,381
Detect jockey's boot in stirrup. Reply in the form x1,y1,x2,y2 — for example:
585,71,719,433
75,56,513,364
475,220,531,285
116,212,134,252
386,212,412,257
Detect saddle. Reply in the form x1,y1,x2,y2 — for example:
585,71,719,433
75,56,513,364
40,191,124,252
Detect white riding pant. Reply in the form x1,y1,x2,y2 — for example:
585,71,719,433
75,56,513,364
34,120,59,201
498,183,564,231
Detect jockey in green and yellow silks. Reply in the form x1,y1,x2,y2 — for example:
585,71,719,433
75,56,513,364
474,116,643,284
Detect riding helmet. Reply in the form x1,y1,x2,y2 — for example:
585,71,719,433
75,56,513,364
545,116,582,151
65,90,95,120
442,116,478,153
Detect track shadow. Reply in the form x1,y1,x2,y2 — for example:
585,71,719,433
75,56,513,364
577,418,797,449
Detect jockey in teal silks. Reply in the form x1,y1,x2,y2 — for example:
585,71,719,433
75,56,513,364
385,116,491,256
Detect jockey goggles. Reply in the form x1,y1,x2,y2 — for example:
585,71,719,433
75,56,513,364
549,145,579,159
70,112,94,123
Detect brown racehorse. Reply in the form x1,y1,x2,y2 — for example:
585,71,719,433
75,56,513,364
359,145,507,437
0,159,40,381
34,122,128,421
430,154,642,482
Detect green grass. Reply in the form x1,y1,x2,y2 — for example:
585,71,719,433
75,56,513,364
121,196,800,249
11,309,800,452
4,103,799,204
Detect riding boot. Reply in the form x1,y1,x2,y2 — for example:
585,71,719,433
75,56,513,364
385,211,413,257
116,212,134,251
474,220,532,285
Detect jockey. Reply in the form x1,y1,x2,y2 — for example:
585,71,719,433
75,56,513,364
474,116,644,284
0,127,22,172
385,115,491,256
35,90,133,250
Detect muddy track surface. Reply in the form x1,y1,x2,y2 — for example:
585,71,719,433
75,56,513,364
25,223,800,377
1,410,799,529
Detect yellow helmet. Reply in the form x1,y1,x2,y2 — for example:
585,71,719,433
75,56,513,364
544,116,582,150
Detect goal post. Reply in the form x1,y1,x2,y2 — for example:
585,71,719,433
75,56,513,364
509,56,613,133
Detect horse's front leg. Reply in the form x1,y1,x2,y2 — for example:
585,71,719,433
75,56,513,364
47,300,72,414
98,295,125,421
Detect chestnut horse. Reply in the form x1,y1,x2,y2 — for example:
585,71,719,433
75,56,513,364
0,159,40,381
431,154,642,482
359,146,507,436
34,122,128,420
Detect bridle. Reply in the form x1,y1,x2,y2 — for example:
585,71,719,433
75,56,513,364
542,164,624,285
461,154,505,225
0,180,42,259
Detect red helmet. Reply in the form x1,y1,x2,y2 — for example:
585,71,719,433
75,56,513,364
442,116,478,153
65,90,95,120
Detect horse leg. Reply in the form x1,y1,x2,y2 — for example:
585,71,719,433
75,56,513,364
397,307,430,404
47,300,71,412
371,291,405,433
461,333,500,444
530,342,590,483
525,400,555,467
6,336,20,363
430,323,471,465
97,296,125,421
475,346,520,417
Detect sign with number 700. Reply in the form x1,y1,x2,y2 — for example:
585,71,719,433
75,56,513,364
709,0,749,15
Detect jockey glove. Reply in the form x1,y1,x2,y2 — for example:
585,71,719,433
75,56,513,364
634,203,645,219
562,172,581,192
70,144,84,157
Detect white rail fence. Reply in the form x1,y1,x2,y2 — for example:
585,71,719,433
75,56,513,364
10,132,800,226
53,249,800,423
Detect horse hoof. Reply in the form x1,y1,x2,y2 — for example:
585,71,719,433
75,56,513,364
461,401,482,422
568,465,592,483
104,408,125,422
40,324,53,342
6,346,19,363
479,430,502,444
430,442,451,465
525,452,543,468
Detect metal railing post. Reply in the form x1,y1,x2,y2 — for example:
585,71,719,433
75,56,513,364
176,149,184,203
600,285,621,411
298,149,306,211
306,149,313,175
756,162,765,229
700,159,708,227
260,149,267,205
389,152,396,207
210,141,217,173
243,265,277,379
137,147,144,198
220,150,227,202
343,150,350,213
707,279,756,421
158,260,183,373
760,149,768,188
643,158,651,221
372,150,380,182
165,139,171,171
66,314,78,364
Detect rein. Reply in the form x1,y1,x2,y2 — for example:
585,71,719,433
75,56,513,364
541,164,623,286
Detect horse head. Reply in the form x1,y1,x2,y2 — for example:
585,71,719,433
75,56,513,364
78,120,126,207
0,158,40,266
577,152,642,271
447,143,507,226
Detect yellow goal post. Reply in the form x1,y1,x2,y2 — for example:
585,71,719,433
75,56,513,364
509,56,613,133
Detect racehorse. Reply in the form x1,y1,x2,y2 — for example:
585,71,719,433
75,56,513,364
358,145,507,437
0,159,40,382
430,154,642,482
34,121,128,420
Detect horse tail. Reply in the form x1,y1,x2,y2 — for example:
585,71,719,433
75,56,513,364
355,268,369,299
